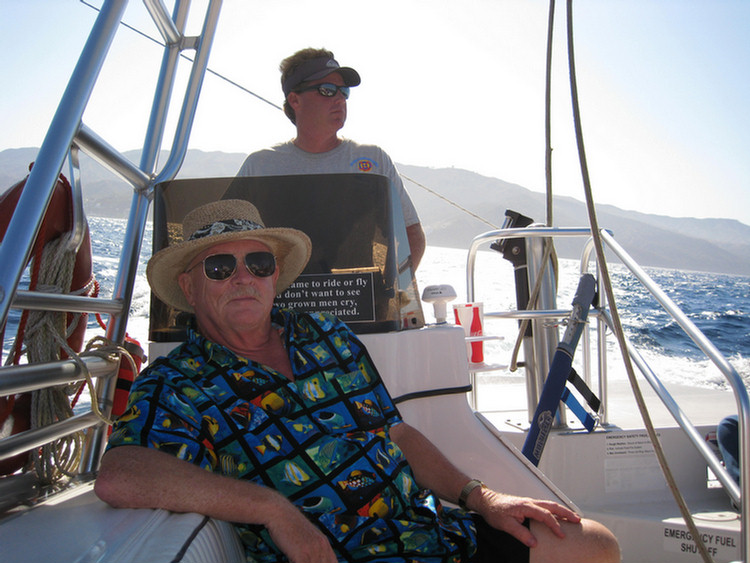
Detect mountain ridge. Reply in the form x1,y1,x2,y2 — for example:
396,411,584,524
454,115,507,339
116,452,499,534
2,147,748,275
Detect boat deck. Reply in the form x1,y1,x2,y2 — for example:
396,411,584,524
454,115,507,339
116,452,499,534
476,376,742,562
476,375,737,431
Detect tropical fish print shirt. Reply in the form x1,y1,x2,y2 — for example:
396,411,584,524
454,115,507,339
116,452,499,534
107,308,477,562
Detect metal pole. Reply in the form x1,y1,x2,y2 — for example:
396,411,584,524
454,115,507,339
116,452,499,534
0,0,127,330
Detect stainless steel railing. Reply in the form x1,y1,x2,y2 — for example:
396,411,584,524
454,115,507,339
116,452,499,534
466,224,749,561
0,0,223,496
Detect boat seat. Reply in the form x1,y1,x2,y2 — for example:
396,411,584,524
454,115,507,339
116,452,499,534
0,484,245,562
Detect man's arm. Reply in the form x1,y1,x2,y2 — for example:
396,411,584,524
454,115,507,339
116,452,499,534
388,422,580,548
95,446,337,563
406,223,426,269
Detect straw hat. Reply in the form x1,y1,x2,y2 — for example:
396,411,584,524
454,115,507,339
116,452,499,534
147,199,311,312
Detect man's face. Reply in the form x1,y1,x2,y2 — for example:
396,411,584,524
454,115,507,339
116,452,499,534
290,71,348,133
178,239,280,343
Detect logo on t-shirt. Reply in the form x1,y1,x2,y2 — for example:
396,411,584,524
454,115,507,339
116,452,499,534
351,158,379,173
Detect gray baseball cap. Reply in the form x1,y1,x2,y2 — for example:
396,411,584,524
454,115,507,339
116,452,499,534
282,56,361,97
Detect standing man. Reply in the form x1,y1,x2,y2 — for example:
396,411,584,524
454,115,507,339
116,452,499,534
95,199,619,563
237,48,426,268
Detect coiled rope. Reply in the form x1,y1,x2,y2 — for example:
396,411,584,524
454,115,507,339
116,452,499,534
23,235,91,484
28,238,76,480
10,234,134,486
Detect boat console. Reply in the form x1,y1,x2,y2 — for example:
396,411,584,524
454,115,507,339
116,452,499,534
149,174,425,343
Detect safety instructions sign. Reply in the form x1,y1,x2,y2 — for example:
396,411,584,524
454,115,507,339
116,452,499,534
604,432,664,493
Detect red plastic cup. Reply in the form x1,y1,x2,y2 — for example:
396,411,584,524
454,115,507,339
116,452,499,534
453,303,484,363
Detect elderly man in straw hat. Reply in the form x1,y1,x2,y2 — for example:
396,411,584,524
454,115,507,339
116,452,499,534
95,200,619,563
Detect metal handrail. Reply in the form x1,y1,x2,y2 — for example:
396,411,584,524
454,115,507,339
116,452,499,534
144,0,183,46
484,309,576,321
0,0,223,483
0,0,127,330
467,227,595,302
466,224,750,559
74,125,151,191
596,230,746,400
11,291,125,315
83,0,223,470
596,229,749,557
610,317,742,499
150,0,221,188
0,355,118,465
0,356,117,397
0,413,104,463
64,147,88,255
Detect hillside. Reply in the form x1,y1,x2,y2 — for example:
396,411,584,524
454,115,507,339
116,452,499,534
399,164,750,275
2,147,749,275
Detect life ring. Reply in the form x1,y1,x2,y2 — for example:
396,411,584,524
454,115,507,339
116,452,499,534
0,165,94,476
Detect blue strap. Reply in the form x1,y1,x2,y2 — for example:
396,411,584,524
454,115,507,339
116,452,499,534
561,388,597,432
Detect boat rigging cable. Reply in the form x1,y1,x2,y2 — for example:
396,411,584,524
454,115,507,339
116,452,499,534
399,174,498,229
78,0,502,230
504,0,560,374
79,0,282,112
562,1,713,561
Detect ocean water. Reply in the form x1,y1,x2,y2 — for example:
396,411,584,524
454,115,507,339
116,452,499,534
3,217,749,392
416,245,750,391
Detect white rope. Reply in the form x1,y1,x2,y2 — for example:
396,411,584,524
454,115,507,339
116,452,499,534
21,236,125,485
26,236,83,484
78,335,136,427
7,231,132,487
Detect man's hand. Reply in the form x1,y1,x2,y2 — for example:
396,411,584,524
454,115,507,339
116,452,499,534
264,502,337,563
469,488,581,548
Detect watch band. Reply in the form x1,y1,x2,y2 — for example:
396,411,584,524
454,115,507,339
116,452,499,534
458,479,484,510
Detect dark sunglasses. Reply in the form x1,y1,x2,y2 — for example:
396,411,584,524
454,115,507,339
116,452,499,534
186,251,276,281
296,82,350,99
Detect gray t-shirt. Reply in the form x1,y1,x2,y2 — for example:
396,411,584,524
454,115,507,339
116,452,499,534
237,139,420,227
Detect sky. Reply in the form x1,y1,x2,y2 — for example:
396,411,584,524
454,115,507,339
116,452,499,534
1,0,749,226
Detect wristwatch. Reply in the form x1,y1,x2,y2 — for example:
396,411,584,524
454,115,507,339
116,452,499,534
458,479,484,510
